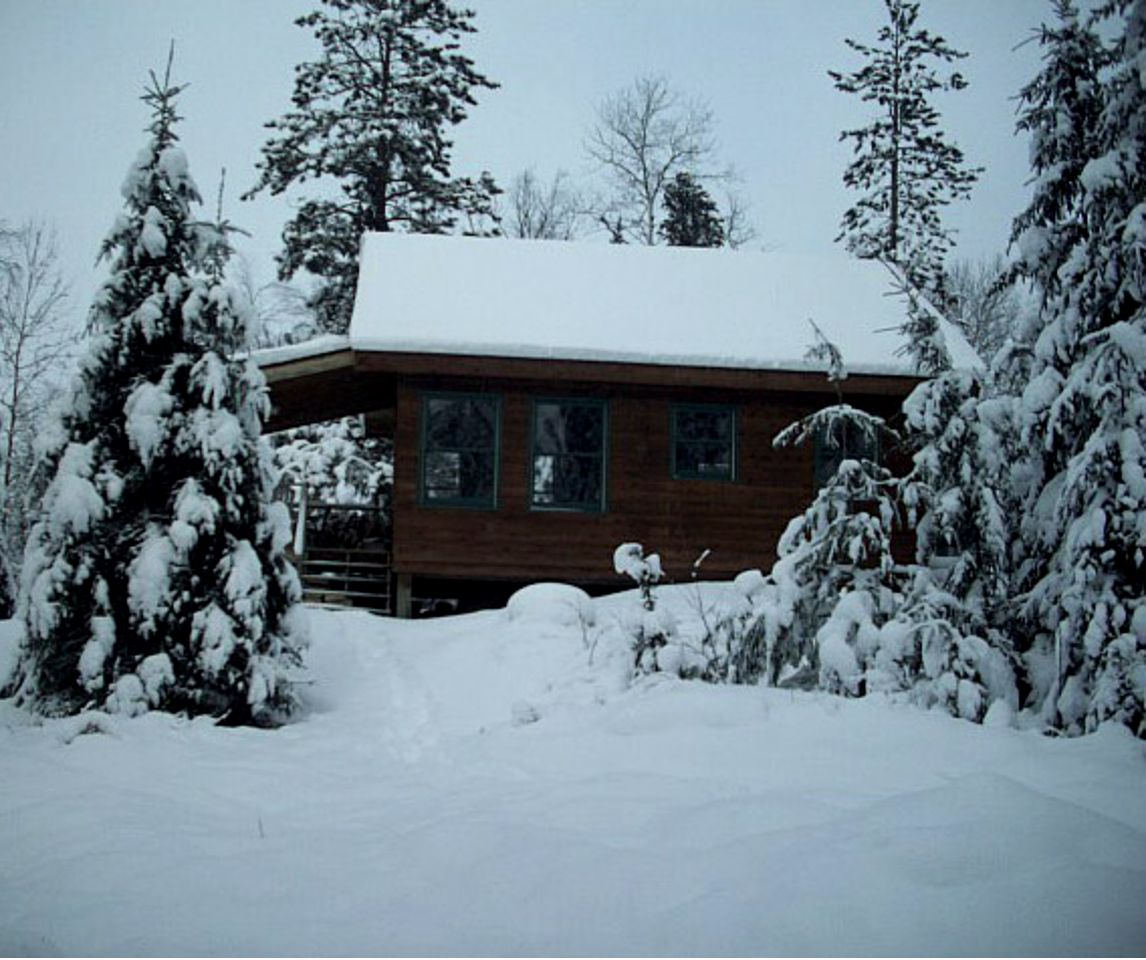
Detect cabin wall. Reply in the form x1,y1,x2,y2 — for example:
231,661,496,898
391,373,899,587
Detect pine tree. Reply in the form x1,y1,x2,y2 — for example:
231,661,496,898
830,0,981,293
15,56,306,725
1011,0,1146,736
1009,0,1109,308
770,406,906,695
658,172,725,247
245,0,500,333
897,363,1024,704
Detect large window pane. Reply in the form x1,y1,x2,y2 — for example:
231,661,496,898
672,405,736,480
531,400,606,511
421,394,499,507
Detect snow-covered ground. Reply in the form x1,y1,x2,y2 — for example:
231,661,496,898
1,586,1144,956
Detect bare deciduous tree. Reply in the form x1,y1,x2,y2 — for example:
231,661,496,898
585,75,724,246
721,191,757,249
230,253,318,348
505,169,584,240
944,255,1023,362
0,220,75,609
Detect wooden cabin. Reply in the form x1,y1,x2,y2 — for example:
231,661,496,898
259,234,976,615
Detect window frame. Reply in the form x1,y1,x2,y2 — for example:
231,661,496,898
528,396,609,513
670,402,738,482
418,390,501,510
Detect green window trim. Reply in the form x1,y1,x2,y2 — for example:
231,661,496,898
670,403,738,481
419,390,501,509
529,397,608,513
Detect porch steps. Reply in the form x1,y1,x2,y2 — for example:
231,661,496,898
296,547,392,613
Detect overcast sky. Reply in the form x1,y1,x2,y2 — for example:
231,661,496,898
1,0,1052,326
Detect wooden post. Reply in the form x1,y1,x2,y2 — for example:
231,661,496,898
292,479,308,558
395,573,413,619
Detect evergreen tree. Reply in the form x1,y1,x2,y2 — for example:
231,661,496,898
1009,0,1109,308
15,56,306,724
1011,0,1145,736
830,0,982,293
770,406,907,695
245,0,501,333
658,171,725,247
898,365,1024,702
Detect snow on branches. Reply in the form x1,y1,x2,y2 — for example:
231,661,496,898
13,53,306,725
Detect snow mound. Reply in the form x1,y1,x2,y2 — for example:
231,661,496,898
506,582,595,628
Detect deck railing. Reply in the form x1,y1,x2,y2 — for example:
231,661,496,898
288,499,392,613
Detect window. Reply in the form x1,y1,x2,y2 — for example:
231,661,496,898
530,398,606,511
813,418,880,490
671,404,737,480
420,392,499,508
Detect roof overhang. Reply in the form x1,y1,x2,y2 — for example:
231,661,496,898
258,345,921,433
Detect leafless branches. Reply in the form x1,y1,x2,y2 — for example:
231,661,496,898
585,75,756,247
504,169,585,241
0,221,74,489
586,75,723,245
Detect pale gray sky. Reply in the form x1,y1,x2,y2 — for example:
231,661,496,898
0,0,1051,325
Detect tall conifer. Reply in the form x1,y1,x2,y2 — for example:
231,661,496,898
245,0,500,332
1010,0,1145,735
16,56,306,724
830,0,981,293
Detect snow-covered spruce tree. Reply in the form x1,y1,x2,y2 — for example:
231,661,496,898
830,0,981,294
770,406,908,695
1009,0,1109,311
16,59,306,724
244,0,501,333
1007,0,1146,737
658,172,725,247
896,364,1023,719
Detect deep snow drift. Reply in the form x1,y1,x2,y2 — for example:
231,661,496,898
1,586,1144,956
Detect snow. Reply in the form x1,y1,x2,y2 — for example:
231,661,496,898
1,593,1144,955
124,380,172,468
251,334,350,370
612,541,661,584
138,205,168,259
349,233,981,377
506,582,595,628
46,442,104,538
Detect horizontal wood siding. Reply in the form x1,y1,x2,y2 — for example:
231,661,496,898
392,374,888,585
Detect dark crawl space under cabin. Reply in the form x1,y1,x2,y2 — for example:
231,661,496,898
258,233,977,616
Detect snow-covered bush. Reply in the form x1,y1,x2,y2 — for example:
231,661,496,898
12,60,306,725
679,569,795,685
507,582,595,630
613,543,676,674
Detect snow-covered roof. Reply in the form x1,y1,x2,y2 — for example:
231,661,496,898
253,334,350,369
346,233,980,377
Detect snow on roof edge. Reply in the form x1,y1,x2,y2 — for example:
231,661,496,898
348,334,925,380
251,334,351,368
